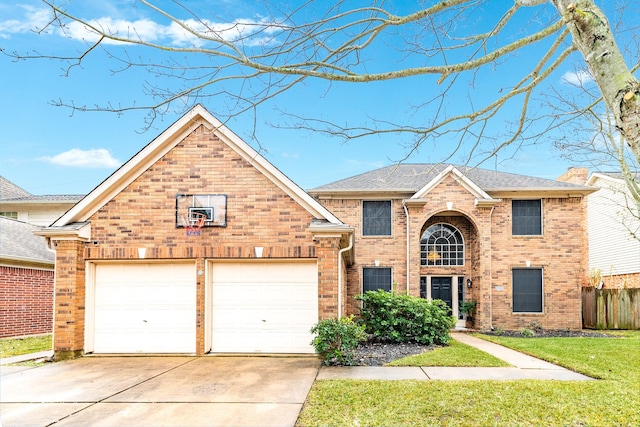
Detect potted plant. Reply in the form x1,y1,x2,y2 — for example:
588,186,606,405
461,300,477,323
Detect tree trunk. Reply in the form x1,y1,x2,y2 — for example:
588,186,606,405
551,0,640,166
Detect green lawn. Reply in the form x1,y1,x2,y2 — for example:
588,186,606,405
0,334,52,358
388,339,509,367
297,332,640,426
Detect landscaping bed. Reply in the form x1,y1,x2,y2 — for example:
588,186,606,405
482,329,617,338
353,340,436,366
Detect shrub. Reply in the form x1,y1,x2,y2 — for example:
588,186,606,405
357,290,455,345
310,316,367,366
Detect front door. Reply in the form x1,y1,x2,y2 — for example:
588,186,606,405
431,277,453,313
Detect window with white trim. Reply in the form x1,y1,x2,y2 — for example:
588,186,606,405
0,212,18,219
420,223,464,266
512,268,543,313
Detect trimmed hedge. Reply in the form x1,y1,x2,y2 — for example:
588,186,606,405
357,290,455,345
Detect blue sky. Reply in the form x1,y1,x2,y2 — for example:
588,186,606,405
0,1,625,195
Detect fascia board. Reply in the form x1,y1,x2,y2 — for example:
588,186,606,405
586,172,623,187
488,188,598,198
0,256,54,269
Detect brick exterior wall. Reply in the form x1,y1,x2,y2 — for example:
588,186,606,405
51,124,342,357
316,174,587,331
51,239,86,359
0,265,54,338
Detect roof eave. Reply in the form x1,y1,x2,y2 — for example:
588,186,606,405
0,256,54,269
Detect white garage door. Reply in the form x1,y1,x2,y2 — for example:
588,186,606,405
211,261,318,353
92,263,196,353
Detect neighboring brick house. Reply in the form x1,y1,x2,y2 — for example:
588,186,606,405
0,177,81,338
309,164,596,331
0,217,55,337
585,172,640,288
38,105,595,359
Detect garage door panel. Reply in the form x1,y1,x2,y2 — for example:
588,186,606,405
92,263,196,354
211,261,318,354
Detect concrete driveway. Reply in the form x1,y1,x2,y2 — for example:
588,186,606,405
0,356,320,427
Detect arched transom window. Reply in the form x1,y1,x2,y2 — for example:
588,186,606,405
420,223,464,266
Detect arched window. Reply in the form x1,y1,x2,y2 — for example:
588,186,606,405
420,223,464,266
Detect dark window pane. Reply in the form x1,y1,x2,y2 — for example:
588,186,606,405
513,268,543,312
363,201,392,236
512,200,542,235
363,267,392,293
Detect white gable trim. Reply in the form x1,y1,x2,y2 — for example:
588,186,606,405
410,165,493,201
53,105,342,226
586,172,625,188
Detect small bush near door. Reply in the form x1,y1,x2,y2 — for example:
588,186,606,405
310,316,367,366
357,290,455,345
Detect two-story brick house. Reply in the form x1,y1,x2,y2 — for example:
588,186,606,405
39,105,595,359
310,164,596,330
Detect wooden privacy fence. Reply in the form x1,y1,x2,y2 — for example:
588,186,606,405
582,287,640,329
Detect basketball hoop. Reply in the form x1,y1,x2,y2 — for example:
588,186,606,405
181,212,206,236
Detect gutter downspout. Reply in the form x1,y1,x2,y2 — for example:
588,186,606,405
488,206,495,330
337,233,354,318
402,200,410,294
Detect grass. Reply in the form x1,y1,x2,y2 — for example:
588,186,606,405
387,339,510,367
297,331,640,426
0,334,52,358
476,331,640,381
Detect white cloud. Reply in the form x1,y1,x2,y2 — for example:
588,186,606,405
0,6,51,38
42,148,122,168
1,6,279,47
65,17,164,45
562,69,594,86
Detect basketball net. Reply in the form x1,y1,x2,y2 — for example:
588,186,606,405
181,212,206,236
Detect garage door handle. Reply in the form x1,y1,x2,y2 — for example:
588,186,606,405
143,320,147,323
262,319,266,322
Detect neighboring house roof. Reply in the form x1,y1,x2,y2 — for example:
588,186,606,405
0,217,54,266
50,104,344,229
310,163,596,195
586,171,640,186
0,175,84,204
0,175,32,200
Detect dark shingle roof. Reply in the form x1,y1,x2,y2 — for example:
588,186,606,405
0,217,55,264
310,164,592,193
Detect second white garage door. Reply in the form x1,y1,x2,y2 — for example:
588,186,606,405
210,261,318,353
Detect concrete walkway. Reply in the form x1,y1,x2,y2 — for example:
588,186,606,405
318,332,593,381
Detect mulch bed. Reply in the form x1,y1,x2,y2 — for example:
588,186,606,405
352,330,617,366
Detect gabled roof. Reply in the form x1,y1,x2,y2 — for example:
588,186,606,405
411,165,493,200
0,217,54,266
587,171,640,186
52,104,342,227
310,163,595,195
0,176,31,200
